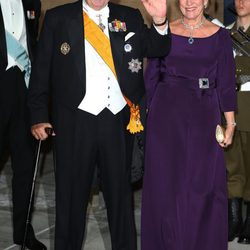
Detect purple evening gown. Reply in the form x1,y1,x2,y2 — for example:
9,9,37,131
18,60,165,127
141,27,237,250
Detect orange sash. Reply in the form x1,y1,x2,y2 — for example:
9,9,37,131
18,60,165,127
83,12,143,134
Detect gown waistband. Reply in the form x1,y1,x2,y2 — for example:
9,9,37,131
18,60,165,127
159,74,216,98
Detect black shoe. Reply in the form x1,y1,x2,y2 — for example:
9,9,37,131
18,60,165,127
15,224,47,250
20,237,47,250
228,198,243,241
238,202,250,244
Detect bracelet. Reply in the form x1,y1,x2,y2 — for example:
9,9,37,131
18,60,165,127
153,17,167,26
227,122,237,127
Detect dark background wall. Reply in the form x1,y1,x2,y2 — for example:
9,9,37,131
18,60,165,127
40,0,225,27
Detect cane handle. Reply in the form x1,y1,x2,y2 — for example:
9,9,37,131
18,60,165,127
45,127,53,136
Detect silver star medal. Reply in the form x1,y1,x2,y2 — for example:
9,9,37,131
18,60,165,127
128,58,142,73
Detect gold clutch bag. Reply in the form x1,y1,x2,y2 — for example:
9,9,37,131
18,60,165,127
215,125,225,143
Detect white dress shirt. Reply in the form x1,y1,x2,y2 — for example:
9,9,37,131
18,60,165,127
0,0,29,71
78,0,127,115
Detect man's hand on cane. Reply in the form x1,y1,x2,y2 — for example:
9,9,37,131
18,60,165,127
31,123,55,140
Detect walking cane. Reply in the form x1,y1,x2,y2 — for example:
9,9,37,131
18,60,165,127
21,127,53,250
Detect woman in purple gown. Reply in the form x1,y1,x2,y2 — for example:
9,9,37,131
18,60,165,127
141,0,237,249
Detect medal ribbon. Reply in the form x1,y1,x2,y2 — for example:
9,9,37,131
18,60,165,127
83,12,143,134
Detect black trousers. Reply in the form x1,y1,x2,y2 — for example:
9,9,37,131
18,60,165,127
53,107,137,250
0,67,36,243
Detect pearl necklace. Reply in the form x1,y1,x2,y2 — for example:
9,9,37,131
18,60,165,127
181,17,205,44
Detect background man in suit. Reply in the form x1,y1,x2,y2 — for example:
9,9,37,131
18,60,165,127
0,0,47,249
28,0,170,249
226,0,250,244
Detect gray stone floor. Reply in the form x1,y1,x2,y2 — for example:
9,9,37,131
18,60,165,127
0,150,249,250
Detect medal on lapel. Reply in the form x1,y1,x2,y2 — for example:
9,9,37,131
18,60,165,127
128,59,142,73
124,44,132,53
109,19,127,32
60,42,71,55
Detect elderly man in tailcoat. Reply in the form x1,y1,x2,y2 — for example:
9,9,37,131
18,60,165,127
28,0,171,249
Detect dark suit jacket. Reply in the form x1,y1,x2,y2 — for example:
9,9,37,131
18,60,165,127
0,0,41,74
28,0,171,126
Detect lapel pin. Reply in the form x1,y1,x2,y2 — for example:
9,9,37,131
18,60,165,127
124,44,132,53
60,42,71,55
128,58,142,73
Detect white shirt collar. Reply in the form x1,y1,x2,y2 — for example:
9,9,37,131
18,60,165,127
82,0,110,20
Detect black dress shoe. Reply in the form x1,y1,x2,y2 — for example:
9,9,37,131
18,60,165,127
228,198,243,241
238,202,250,244
20,237,47,250
14,223,47,250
